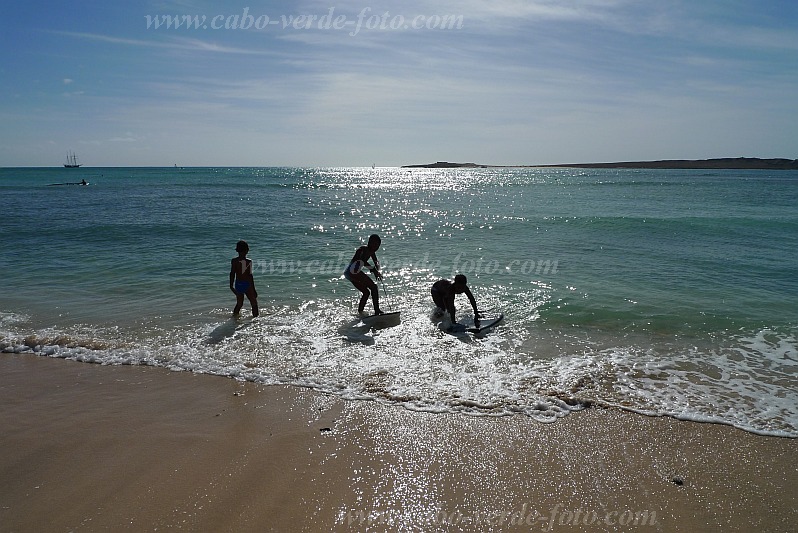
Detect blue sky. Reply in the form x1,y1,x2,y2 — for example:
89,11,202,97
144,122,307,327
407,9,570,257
1,0,796,167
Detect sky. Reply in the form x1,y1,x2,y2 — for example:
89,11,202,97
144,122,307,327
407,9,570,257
1,0,797,167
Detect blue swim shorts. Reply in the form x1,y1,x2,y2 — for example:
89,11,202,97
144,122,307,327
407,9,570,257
234,280,251,294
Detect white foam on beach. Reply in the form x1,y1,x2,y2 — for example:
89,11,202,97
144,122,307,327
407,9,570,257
538,329,798,437
2,307,796,438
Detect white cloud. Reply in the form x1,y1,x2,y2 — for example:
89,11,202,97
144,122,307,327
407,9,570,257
53,31,278,56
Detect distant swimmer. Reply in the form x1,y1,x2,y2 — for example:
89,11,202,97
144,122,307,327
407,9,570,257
230,240,259,317
431,274,481,325
344,234,383,315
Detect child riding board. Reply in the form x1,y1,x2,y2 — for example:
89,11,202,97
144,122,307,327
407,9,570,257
431,274,481,326
344,234,384,315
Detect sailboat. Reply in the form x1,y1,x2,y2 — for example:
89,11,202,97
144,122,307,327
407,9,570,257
64,151,81,168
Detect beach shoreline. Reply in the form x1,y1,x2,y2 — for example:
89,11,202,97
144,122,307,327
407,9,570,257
1,354,796,532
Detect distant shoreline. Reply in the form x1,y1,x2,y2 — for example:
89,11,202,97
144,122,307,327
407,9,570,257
402,157,798,170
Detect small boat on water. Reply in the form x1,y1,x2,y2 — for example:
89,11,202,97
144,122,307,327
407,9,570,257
64,151,81,168
48,179,88,186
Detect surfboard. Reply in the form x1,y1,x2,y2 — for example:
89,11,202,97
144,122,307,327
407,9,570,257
440,313,504,335
361,311,401,328
466,313,504,334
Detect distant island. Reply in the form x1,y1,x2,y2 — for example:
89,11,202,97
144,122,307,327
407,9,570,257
402,158,798,170
402,161,489,169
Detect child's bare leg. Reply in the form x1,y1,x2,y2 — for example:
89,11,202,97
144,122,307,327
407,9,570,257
371,286,381,314
247,290,259,317
358,289,370,314
233,293,245,315
350,273,373,315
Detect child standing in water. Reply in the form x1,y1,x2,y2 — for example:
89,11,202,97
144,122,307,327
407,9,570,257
230,240,259,317
344,234,383,315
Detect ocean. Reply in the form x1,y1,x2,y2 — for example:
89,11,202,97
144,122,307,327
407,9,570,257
1,166,796,437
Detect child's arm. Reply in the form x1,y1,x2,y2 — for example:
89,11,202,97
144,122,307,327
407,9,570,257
368,250,382,279
230,259,237,293
247,259,258,297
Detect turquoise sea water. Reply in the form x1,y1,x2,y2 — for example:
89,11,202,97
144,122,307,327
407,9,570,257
1,166,796,436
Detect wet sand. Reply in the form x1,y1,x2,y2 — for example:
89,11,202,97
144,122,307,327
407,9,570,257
1,354,796,532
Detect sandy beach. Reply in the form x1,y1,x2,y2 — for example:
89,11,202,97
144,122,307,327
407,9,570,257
1,354,796,532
